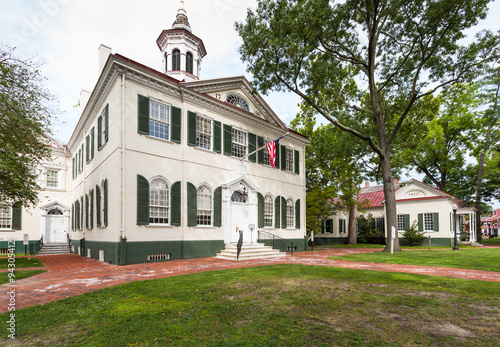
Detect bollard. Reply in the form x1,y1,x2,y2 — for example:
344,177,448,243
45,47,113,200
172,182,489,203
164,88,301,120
428,235,432,251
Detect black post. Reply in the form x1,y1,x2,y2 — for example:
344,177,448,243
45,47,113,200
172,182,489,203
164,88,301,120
453,207,459,250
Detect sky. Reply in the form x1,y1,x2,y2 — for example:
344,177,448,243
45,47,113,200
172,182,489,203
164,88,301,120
1,0,499,208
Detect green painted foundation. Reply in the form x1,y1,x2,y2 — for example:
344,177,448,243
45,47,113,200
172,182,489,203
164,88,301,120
314,236,454,247
258,238,308,253
0,240,42,254
313,237,348,246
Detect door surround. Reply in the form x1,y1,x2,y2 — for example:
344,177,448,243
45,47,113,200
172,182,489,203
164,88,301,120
40,201,70,244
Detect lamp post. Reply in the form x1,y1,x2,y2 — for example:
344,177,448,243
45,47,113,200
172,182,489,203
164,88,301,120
453,204,459,250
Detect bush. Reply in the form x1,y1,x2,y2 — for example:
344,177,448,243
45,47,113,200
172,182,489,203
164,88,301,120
402,221,426,246
357,214,386,244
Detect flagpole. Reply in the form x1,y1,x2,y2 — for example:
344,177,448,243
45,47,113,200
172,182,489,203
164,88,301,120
239,132,289,161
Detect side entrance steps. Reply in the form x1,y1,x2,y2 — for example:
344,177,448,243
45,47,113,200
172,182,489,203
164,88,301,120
216,242,287,261
37,243,72,255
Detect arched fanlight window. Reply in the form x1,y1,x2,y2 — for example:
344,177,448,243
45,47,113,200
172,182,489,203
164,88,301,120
150,178,169,224
172,49,181,71
48,208,63,215
226,94,250,111
186,52,193,74
231,184,248,203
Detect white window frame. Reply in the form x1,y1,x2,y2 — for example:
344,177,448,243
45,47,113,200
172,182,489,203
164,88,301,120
149,99,171,141
149,178,170,225
263,138,271,167
339,219,346,234
397,214,406,232
0,207,12,230
197,185,212,226
375,217,384,231
424,213,434,232
45,169,59,189
264,195,274,228
196,115,212,150
285,148,294,172
232,128,247,158
286,198,294,228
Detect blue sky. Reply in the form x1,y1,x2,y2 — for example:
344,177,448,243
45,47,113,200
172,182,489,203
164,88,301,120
1,0,499,207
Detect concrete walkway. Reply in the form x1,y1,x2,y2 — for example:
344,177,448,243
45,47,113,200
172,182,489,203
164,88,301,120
1,247,500,313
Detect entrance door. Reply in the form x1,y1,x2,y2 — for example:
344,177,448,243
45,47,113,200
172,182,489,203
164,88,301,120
230,191,253,243
45,209,67,243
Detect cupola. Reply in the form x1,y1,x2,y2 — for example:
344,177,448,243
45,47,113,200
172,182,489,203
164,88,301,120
156,1,207,82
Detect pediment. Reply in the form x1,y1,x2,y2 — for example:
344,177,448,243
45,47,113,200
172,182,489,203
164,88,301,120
182,76,287,129
396,179,451,200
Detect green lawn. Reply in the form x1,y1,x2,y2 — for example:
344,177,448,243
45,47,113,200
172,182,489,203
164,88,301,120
0,270,46,285
481,237,500,246
330,248,500,272
2,265,499,346
0,257,44,269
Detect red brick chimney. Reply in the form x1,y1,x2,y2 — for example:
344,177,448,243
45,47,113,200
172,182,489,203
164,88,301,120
365,182,370,188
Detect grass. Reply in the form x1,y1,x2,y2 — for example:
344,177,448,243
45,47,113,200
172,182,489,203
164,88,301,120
0,270,46,285
330,248,500,272
2,265,499,346
481,237,500,246
310,244,385,249
0,257,43,269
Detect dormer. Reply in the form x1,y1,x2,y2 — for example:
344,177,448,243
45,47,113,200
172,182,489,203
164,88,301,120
156,1,207,82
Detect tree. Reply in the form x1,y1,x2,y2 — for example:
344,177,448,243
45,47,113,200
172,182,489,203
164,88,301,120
291,110,371,244
0,47,54,209
236,0,499,251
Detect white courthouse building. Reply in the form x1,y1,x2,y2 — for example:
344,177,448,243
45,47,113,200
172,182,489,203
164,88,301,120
0,2,309,264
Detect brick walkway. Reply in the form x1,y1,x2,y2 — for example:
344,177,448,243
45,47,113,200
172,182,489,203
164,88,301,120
1,247,500,313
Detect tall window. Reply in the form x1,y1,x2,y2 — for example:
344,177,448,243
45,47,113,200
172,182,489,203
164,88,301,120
0,208,11,229
339,219,346,234
172,49,181,71
149,100,170,141
285,148,294,172
232,129,247,158
375,217,384,231
97,106,109,150
46,170,59,188
186,52,193,74
263,139,271,166
397,214,406,232
264,195,273,227
197,185,212,226
149,178,169,224
196,116,212,149
424,213,434,231
286,198,294,228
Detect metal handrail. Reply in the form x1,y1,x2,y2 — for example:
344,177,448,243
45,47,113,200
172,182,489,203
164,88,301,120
257,230,295,255
30,236,43,255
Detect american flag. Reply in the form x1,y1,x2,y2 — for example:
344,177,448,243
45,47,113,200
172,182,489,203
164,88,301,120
266,136,283,168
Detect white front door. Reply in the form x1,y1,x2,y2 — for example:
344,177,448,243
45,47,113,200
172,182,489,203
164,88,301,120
45,216,67,243
230,202,251,243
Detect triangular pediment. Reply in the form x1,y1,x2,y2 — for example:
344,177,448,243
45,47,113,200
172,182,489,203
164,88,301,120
182,76,287,129
396,179,452,201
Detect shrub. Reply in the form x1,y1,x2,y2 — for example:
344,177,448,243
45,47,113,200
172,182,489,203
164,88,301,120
357,214,386,244
402,221,426,246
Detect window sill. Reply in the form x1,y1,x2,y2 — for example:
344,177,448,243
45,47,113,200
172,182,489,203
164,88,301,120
44,187,65,192
0,229,15,232
144,135,178,145
98,141,109,152
145,224,175,228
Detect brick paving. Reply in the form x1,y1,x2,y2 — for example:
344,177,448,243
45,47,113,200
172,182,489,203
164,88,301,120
1,247,500,313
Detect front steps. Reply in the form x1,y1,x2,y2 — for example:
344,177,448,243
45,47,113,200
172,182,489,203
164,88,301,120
216,242,287,261
37,243,72,255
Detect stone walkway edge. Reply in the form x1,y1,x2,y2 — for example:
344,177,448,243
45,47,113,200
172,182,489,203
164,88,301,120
1,247,500,313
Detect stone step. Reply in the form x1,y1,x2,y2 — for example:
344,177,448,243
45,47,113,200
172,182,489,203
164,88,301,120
215,242,287,261
38,244,72,255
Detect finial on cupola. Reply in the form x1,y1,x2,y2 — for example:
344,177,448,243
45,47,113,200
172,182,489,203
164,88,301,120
173,0,191,32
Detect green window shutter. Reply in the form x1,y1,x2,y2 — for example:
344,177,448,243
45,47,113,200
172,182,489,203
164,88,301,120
223,124,232,156
138,95,150,135
418,213,423,232
97,116,103,148
281,196,287,229
258,193,264,228
171,106,182,143
96,185,101,227
214,187,222,227
433,213,439,231
137,175,149,225
104,104,109,142
86,135,90,163
171,181,181,226
85,194,89,229
281,145,286,171
91,127,95,159
450,212,453,232
294,150,299,174
71,204,75,231
187,182,197,226
89,190,94,229
295,199,300,229
103,179,108,226
248,133,257,163
12,202,22,230
404,214,410,231
326,219,332,233
275,196,281,228
187,111,197,146
213,121,222,153
257,136,264,164
275,143,280,169
72,158,75,178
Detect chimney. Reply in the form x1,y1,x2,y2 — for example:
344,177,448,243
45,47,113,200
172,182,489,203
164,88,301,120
365,182,370,188
393,178,399,185
98,44,112,76
79,90,91,111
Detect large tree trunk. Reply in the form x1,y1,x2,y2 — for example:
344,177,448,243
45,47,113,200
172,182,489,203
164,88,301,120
348,203,357,245
474,147,488,243
380,148,401,252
